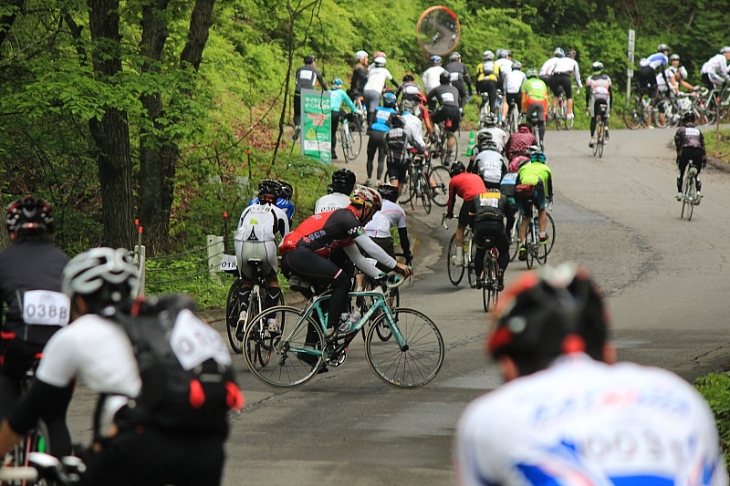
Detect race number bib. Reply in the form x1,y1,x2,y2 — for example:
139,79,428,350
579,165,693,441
219,254,237,272
441,92,456,103
22,290,70,326
170,309,231,370
450,72,460,81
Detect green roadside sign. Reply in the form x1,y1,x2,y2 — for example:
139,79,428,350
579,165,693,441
300,88,332,163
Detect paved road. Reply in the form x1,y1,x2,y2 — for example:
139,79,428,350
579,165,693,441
66,125,730,486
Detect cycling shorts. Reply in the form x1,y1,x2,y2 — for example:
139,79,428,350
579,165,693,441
518,182,546,217
551,73,573,99
431,105,461,132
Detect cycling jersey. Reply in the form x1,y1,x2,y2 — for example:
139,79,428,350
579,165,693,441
471,149,507,186
539,57,559,77
396,81,422,102
236,203,289,242
504,70,527,95
505,129,537,161
369,105,397,134
646,52,669,72
422,66,447,95
363,66,394,94
585,73,612,117
314,193,351,214
330,88,357,112
517,161,553,198
701,54,730,84
495,58,513,78
521,78,549,111
447,172,488,214
552,57,582,89
455,354,728,486
475,127,509,153
427,84,461,109
295,64,326,92
248,197,295,221
445,60,473,95
364,199,406,238
476,61,500,83
401,113,426,151
675,124,706,152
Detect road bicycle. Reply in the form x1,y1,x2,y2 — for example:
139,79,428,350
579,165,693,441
509,204,556,267
242,276,444,388
356,253,411,342
431,120,459,167
443,216,478,288
339,112,363,161
527,113,543,151
477,241,500,312
507,100,521,134
623,90,651,130
398,150,450,211
592,107,608,158
478,90,503,128
652,91,681,129
0,452,83,485
224,258,284,355
553,86,574,130
679,164,701,221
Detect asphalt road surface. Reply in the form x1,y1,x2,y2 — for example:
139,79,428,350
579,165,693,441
66,125,730,486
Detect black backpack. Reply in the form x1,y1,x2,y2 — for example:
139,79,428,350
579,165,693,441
95,295,243,438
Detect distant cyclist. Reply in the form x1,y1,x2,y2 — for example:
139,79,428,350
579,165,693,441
585,61,612,148
468,133,508,190
445,52,473,110
349,50,369,101
540,48,563,114
521,69,549,147
315,168,357,213
427,71,463,165
550,48,582,121
700,46,730,92
674,111,707,203
293,54,327,126
470,189,510,291
475,50,500,115
502,61,527,124
329,77,359,160
475,112,509,154
363,55,398,125
395,73,423,111
516,150,553,260
422,55,447,97
385,114,426,190
636,44,670,125
446,162,487,267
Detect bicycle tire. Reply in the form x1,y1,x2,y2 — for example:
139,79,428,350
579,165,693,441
525,225,536,269
555,100,565,130
482,255,496,312
242,289,265,366
447,234,465,286
467,240,478,289
509,213,522,261
345,125,363,160
375,288,398,341
545,212,556,256
398,165,414,205
225,279,243,354
365,308,445,388
243,306,325,387
429,165,451,207
592,123,601,157
623,99,644,130
443,131,459,166
419,173,432,214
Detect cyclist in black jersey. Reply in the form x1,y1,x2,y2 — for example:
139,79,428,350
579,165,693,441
293,54,328,126
0,196,73,458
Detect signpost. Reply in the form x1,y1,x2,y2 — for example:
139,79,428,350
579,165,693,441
300,88,331,163
627,29,635,99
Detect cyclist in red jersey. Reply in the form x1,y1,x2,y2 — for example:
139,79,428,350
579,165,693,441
446,162,487,266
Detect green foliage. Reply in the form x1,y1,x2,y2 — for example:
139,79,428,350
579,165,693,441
695,373,730,461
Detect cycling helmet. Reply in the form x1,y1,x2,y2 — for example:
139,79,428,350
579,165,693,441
670,53,680,61
681,111,696,124
720,46,730,54
450,52,461,61
496,49,506,59
591,61,604,72
303,54,316,64
450,161,465,177
355,50,368,61
488,263,609,376
373,56,386,66
430,55,442,65
62,247,139,308
484,112,498,127
377,183,399,203
483,50,494,61
525,68,538,78
373,51,386,59
504,49,513,58
554,47,565,58
512,61,522,70
439,71,452,85
657,44,669,53
332,168,356,194
278,181,293,200
332,77,343,87
477,131,493,145
6,196,55,237
566,49,576,59
530,150,546,163
350,186,382,211
383,92,397,108
402,73,415,82
258,179,281,203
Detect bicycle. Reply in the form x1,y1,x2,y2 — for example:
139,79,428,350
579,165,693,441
553,86,574,130
398,150,450,210
224,258,284,355
679,163,701,221
509,203,556,267
339,112,363,162
527,113,543,151
357,254,411,342
477,241,500,312
623,90,651,130
242,276,444,388
592,107,608,158
443,215,478,288
431,120,459,167
507,100,521,134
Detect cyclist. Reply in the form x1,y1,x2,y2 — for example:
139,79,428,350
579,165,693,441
234,180,290,337
315,168,357,213
279,187,412,358
550,48,582,121
470,189,510,291
364,92,399,186
667,54,697,92
399,100,428,152
386,114,426,190
468,134,508,190
504,124,537,162
674,111,707,203
293,54,327,126
329,77,360,160
445,52,473,110
395,73,423,112
422,55,447,97
502,60,527,125
0,196,73,458
427,71,463,166
364,184,413,266
700,46,730,92
516,149,553,261
0,247,240,485
585,61,613,148
521,69,549,147
540,48,563,115
455,263,728,486
475,112,509,153
349,50,369,102
475,51,500,116
495,49,514,90
248,181,295,223
636,44,670,125
446,161,487,267
363,55,398,125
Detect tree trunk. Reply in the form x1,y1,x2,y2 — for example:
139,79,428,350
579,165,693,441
0,0,24,55
87,0,134,248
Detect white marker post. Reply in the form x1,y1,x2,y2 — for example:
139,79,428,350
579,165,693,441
627,29,635,100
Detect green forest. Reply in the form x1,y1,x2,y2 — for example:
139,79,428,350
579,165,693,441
2,0,729,253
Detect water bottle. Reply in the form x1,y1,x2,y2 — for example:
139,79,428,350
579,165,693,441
338,311,361,334
533,218,539,237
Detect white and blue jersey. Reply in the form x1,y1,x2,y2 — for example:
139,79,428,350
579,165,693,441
370,106,398,134
455,354,728,486
248,197,295,221
646,52,669,72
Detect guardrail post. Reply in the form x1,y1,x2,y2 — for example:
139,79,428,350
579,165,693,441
207,235,224,278
134,244,146,297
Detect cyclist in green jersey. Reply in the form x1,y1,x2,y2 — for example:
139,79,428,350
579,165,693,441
516,150,553,261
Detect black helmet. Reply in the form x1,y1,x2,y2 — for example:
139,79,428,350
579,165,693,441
402,73,415,82
488,263,609,376
278,180,293,200
377,183,399,202
439,71,452,85
450,161,465,177
6,196,54,237
303,54,316,64
682,111,696,124
332,168,356,194
258,179,281,203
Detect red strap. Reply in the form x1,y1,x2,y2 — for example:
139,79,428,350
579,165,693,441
0,331,16,340
189,379,205,409
225,381,245,411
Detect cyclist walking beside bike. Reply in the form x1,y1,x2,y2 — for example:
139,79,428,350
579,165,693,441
516,150,553,261
585,61,612,148
364,93,399,186
349,51,369,102
329,78,360,161
674,111,707,203
235,180,290,336
446,162,487,267
386,115,426,190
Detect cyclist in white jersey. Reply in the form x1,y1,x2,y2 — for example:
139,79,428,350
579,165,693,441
550,48,582,120
422,55,447,96
362,55,398,125
701,46,730,91
363,184,412,266
455,263,728,486
314,168,357,213
502,61,527,124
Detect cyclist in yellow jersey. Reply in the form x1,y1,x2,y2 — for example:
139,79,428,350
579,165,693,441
476,51,501,115
521,69,549,148
515,150,553,261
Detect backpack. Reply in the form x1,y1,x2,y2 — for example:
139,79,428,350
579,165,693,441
482,61,495,76
96,295,243,437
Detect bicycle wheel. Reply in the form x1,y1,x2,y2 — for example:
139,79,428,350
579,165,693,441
623,99,643,130
681,173,696,220
443,131,459,166
242,290,266,367
225,279,243,354
597,123,605,158
447,234,465,286
243,306,325,387
555,100,565,130
509,106,520,133
409,173,419,211
429,165,451,207
365,308,445,388
467,240,478,289
398,165,413,204
345,126,362,160
509,213,522,261
525,226,536,269
545,212,556,256
482,255,496,312
419,173,432,214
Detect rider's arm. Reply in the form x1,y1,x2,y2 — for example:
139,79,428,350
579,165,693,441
573,62,582,89
585,80,591,106
398,227,412,261
350,235,397,273
5,379,72,438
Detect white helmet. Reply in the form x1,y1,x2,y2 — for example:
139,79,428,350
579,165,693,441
62,247,139,303
355,50,368,61
373,56,386,65
483,50,494,61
